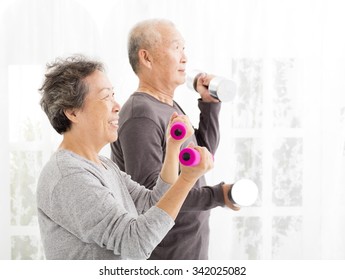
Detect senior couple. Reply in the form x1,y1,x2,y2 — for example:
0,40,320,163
37,18,239,260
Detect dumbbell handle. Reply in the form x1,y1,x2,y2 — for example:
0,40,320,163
227,189,236,204
170,122,187,140
179,148,200,166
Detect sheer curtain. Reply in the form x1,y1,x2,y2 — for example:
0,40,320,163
1,0,345,259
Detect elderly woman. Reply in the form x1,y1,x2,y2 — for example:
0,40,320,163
37,55,213,260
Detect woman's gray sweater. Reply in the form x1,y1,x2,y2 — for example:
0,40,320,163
36,149,174,259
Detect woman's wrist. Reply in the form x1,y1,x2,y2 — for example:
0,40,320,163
166,137,182,151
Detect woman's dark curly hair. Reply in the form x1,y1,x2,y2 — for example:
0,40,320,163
39,55,104,134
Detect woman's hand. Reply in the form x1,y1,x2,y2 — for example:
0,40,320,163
166,112,194,146
179,143,214,186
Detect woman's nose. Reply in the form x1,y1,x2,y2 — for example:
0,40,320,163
112,99,121,113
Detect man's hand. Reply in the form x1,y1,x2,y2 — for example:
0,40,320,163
195,73,220,103
222,183,241,211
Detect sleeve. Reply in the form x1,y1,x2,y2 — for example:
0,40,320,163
116,117,165,190
194,99,222,155
180,182,225,212
50,172,174,260
118,168,171,214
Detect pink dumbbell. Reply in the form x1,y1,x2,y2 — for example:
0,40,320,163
170,122,187,140
179,148,201,166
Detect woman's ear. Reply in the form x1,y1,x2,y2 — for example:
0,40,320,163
64,108,79,123
138,49,152,69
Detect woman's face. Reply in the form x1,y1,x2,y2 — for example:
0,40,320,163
77,70,121,149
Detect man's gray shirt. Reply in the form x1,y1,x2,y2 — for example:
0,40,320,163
111,92,224,259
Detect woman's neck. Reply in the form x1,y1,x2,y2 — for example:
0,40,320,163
59,133,102,165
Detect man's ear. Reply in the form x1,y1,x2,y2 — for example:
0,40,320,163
138,49,153,69
64,108,79,123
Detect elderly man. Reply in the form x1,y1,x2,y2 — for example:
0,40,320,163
111,19,239,260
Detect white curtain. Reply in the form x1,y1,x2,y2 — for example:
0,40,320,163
1,0,345,259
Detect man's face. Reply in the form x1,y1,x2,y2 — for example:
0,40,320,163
150,24,187,89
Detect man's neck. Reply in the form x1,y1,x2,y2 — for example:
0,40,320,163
137,82,174,106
